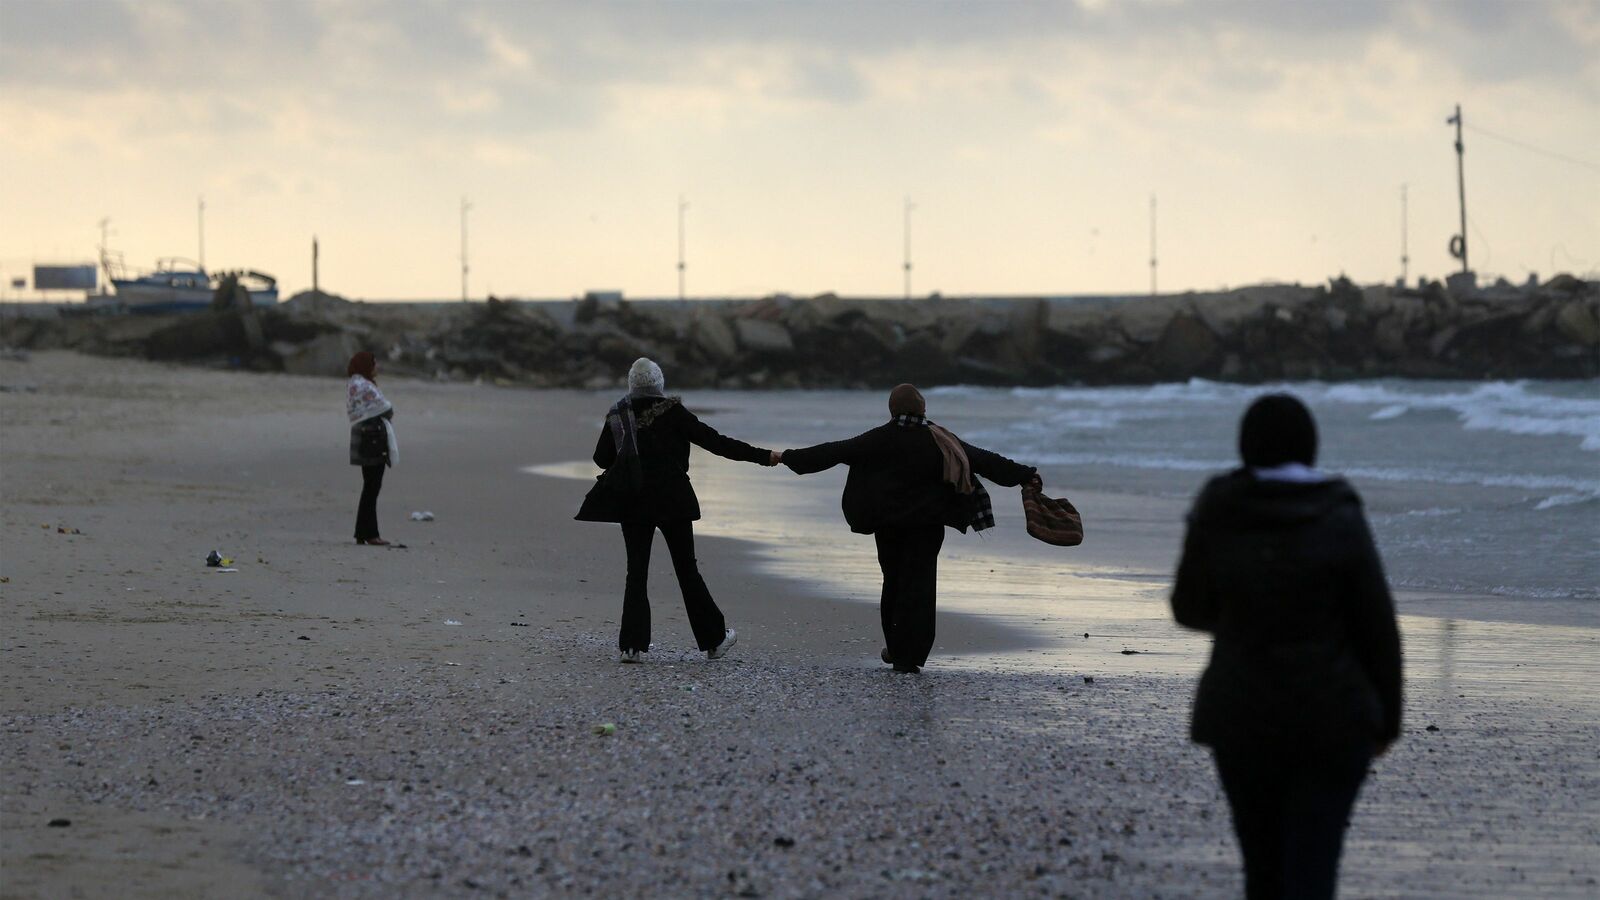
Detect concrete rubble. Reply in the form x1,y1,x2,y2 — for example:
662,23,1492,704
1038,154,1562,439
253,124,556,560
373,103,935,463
2,275,1595,387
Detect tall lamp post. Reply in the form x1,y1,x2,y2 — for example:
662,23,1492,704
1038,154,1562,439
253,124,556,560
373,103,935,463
1447,104,1469,275
1148,194,1158,297
677,195,688,302
902,196,915,300
460,196,472,301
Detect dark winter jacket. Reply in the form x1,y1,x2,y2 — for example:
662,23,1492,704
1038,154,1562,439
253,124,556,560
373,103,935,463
1171,471,1403,753
349,408,393,466
575,397,772,524
782,423,1034,534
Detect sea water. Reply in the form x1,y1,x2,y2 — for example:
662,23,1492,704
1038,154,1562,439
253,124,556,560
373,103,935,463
536,379,1598,647
692,380,1597,607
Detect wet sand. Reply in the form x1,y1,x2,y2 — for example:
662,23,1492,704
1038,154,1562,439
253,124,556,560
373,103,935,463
2,352,1597,897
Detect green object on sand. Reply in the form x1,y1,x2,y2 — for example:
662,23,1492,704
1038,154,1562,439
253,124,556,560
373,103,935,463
593,723,616,736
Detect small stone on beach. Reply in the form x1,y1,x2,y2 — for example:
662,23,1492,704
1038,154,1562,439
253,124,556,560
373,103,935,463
47,818,70,827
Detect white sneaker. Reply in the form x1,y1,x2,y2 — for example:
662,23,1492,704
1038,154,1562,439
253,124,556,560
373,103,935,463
619,649,642,664
707,628,737,660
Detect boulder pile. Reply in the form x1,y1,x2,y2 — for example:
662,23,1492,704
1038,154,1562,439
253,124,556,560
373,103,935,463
4,275,1595,387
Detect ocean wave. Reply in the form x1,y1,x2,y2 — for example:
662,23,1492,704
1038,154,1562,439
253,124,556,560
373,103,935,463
1390,575,1600,601
945,379,1600,452
1016,450,1600,503
1322,381,1600,452
1534,493,1599,511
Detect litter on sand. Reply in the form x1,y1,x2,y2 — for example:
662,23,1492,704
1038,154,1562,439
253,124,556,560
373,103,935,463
444,619,462,626
593,723,616,736
214,568,239,574
205,551,233,567
344,779,366,786
409,511,435,521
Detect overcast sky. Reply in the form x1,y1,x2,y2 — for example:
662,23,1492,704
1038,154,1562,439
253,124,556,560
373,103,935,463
2,0,1596,300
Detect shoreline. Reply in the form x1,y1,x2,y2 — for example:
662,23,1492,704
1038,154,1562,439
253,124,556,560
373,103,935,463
3,352,1597,897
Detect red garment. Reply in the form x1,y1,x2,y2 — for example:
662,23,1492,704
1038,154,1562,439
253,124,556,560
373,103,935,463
347,351,377,380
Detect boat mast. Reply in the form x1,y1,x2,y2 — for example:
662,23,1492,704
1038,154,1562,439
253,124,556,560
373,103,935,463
198,196,206,271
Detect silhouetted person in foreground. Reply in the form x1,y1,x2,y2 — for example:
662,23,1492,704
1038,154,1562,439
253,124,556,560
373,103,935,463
347,351,396,546
576,358,778,662
1172,393,1402,900
782,384,1035,673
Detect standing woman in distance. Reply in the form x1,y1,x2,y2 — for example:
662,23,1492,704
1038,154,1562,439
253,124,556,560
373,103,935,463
1171,393,1402,900
347,351,396,546
575,358,779,663
781,384,1036,674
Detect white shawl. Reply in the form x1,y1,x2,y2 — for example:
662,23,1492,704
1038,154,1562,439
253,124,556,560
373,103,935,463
347,375,392,424
348,375,399,465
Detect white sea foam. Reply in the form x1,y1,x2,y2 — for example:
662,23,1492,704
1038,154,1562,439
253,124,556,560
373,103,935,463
970,379,1600,452
1535,493,1597,511
1322,381,1600,452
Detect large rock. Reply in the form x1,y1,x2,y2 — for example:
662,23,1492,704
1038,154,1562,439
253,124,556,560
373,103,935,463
1373,314,1408,358
1554,300,1600,346
279,331,358,376
1113,295,1185,344
691,313,737,362
734,318,794,354
1149,312,1220,376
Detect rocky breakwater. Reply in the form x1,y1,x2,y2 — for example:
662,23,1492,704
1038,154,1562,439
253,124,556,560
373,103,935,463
3,275,1595,387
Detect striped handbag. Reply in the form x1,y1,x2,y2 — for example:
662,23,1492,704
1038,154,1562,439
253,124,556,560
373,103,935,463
1021,476,1083,547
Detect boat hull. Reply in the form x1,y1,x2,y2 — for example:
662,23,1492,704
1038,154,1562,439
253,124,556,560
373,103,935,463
106,281,280,314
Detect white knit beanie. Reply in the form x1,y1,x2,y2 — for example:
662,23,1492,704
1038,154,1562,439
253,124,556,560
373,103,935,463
627,357,665,393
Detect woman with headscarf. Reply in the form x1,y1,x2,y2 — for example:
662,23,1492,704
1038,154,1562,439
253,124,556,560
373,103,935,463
347,351,397,546
576,358,779,663
780,384,1036,673
1171,393,1402,900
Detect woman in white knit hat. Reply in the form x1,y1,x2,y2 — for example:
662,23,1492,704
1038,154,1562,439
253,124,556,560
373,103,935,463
576,358,780,662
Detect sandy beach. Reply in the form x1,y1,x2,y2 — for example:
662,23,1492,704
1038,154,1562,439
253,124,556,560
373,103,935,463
2,352,1597,898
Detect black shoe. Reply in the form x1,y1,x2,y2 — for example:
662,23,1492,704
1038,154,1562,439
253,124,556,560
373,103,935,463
892,662,921,674
880,647,894,665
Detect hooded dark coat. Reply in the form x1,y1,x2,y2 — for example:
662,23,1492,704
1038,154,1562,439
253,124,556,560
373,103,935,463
782,424,1034,534
1172,471,1402,753
575,397,771,524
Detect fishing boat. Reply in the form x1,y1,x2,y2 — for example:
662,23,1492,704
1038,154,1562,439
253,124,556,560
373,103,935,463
89,252,279,313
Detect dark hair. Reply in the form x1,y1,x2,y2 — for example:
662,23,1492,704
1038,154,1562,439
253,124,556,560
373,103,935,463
347,351,377,380
1239,393,1317,467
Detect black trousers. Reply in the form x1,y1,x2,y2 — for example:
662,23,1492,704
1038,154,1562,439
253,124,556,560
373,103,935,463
620,521,726,653
1213,743,1372,900
355,464,385,540
874,524,946,667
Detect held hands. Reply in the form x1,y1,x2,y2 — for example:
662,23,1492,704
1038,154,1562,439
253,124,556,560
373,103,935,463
768,450,784,467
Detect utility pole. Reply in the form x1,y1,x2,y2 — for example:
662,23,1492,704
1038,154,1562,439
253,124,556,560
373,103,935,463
902,196,915,300
460,196,472,302
1149,194,1158,297
312,235,320,294
1400,184,1410,285
677,195,688,302
1447,104,1469,275
198,196,206,270
97,217,113,286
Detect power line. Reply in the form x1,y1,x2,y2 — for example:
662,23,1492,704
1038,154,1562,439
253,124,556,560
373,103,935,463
1463,123,1600,174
